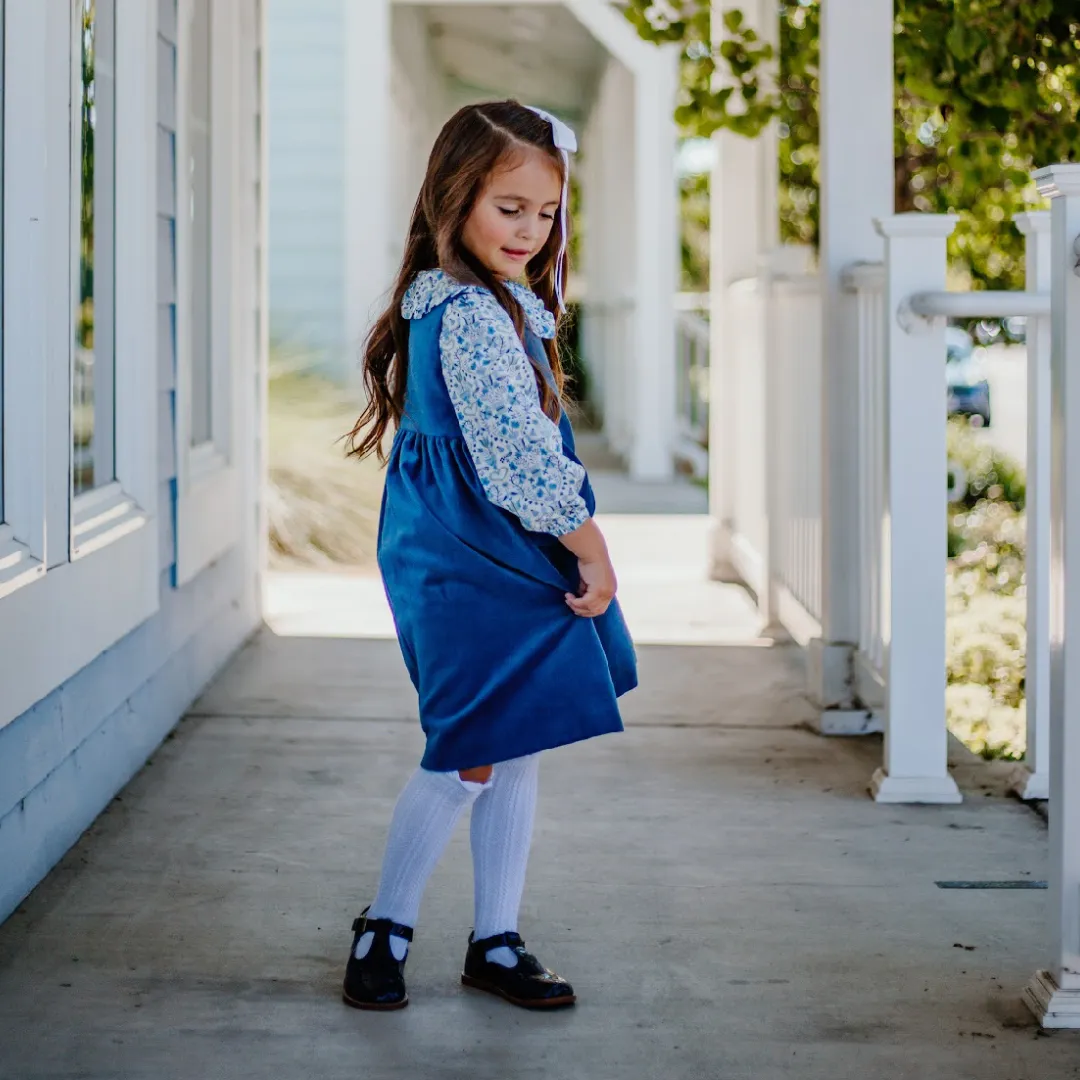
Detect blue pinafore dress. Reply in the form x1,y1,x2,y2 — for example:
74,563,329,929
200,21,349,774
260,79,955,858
377,291,637,772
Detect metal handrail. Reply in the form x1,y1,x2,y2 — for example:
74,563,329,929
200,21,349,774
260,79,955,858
907,290,1050,319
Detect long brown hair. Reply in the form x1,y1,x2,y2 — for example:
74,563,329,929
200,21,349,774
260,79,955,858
346,100,572,462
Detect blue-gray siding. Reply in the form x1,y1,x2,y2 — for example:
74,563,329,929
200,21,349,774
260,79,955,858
0,0,258,925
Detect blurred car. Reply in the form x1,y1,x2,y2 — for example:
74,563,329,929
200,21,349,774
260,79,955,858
946,326,991,427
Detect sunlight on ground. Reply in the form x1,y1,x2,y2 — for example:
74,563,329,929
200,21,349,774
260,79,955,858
264,513,770,647
266,369,767,647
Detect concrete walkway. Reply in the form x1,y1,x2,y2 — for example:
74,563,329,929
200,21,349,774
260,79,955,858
1,511,1077,1078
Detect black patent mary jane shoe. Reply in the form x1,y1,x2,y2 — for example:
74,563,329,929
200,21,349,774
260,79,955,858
461,931,576,1009
342,907,413,1011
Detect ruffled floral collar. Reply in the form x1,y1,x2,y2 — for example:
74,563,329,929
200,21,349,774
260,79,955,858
401,268,556,340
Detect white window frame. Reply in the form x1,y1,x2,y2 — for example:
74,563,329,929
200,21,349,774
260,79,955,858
0,0,46,602
174,0,241,585
0,0,158,731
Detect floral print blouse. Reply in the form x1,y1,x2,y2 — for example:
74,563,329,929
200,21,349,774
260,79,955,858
401,269,590,536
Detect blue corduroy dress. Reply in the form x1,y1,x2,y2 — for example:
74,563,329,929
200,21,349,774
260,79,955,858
377,286,637,772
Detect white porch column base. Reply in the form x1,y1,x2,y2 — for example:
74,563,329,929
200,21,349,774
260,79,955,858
869,768,962,805
1010,763,1049,802
707,519,740,582
1024,971,1080,1029
806,637,856,711
819,708,882,737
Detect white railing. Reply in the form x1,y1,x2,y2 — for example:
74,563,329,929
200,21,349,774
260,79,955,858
674,301,709,478
850,212,1051,805
844,263,887,707
769,269,823,625
580,297,635,461
717,251,824,635
716,220,1050,805
726,277,768,601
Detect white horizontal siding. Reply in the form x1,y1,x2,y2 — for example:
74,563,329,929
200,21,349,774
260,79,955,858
0,0,263,928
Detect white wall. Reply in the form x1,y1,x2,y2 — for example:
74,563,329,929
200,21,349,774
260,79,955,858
580,57,636,458
267,0,346,370
0,0,264,926
389,5,449,267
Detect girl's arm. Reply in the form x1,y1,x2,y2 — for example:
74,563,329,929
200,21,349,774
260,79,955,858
439,291,590,536
557,518,617,618
439,290,617,617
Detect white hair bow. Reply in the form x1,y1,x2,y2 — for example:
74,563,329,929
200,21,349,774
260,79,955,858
527,106,577,312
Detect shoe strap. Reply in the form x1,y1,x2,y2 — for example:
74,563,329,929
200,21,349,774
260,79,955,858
472,930,524,953
353,912,414,942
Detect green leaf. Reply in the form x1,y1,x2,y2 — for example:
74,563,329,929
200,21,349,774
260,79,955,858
946,23,981,63
723,8,745,32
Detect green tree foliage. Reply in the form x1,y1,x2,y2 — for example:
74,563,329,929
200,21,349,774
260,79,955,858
624,0,1080,289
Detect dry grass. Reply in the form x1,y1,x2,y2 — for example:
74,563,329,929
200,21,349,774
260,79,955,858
267,367,385,572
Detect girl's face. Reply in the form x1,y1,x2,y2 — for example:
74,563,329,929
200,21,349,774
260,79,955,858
461,147,562,280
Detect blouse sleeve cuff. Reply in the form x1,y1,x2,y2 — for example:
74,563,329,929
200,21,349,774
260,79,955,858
523,496,591,537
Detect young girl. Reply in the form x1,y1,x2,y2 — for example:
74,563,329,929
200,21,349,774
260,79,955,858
343,99,637,1011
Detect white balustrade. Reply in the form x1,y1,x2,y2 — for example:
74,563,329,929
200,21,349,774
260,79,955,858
766,262,824,632
707,252,824,638
580,298,636,462
674,300,710,479
847,211,1051,804
725,277,769,603
844,262,887,715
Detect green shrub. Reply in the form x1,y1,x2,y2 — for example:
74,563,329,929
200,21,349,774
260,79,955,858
947,500,1026,596
945,419,1027,759
947,417,1025,510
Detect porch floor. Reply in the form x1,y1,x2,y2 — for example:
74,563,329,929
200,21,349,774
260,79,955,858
1,494,1076,1076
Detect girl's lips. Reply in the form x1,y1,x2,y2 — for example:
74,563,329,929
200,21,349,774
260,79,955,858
502,248,531,260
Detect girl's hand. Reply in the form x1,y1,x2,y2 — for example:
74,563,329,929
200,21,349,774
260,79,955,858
565,556,617,618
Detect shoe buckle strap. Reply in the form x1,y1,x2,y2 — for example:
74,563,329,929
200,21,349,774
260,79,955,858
353,914,414,942
473,930,524,953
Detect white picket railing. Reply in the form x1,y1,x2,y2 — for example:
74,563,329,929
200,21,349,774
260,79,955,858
709,217,1052,805
769,270,823,625
843,213,1051,803
844,262,887,709
580,297,636,461
713,255,824,633
674,297,710,478
725,277,769,602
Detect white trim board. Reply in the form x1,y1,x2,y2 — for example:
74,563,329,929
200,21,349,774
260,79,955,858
174,0,242,585
0,0,159,730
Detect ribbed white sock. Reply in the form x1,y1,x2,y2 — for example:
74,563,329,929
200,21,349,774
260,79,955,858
470,754,540,968
355,767,485,962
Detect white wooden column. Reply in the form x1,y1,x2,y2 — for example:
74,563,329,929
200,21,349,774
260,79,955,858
810,0,894,725
343,0,391,382
1024,163,1080,1028
708,0,778,578
628,46,679,481
593,60,636,462
870,215,962,804
1012,211,1051,803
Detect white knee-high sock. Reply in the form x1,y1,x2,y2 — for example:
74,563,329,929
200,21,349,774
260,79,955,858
470,754,540,967
355,767,485,961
